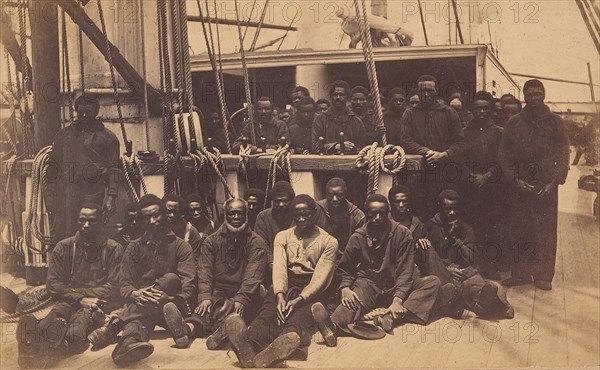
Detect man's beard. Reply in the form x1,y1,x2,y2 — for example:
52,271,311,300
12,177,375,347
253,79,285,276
225,220,248,234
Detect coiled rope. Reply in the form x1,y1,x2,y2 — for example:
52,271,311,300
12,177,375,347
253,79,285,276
24,146,54,253
356,142,407,195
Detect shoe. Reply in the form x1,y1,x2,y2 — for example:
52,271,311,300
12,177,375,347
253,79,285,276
206,321,228,350
88,318,121,351
112,341,154,366
45,317,68,349
534,280,553,290
438,283,463,319
288,346,308,361
224,314,255,368
310,302,337,347
253,332,301,368
373,314,394,334
17,315,47,369
475,281,513,319
501,276,531,287
163,302,190,348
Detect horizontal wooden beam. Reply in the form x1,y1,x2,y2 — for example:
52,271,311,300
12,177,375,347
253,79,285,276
187,15,298,31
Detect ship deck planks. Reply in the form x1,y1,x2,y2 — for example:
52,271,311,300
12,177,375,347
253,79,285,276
1,159,598,369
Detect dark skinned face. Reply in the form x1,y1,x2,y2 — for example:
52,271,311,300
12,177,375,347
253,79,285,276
225,200,247,229
297,103,315,124
388,93,406,113
141,204,164,235
188,201,204,220
503,103,520,117
351,92,368,114
524,86,545,110
316,103,329,114
165,201,185,227
409,94,420,108
291,91,305,108
78,208,100,239
279,111,291,123
366,201,389,229
326,185,346,210
245,196,262,215
272,194,293,216
441,198,459,223
124,211,139,228
331,87,348,109
256,101,273,124
473,100,491,121
76,103,100,122
418,81,437,105
292,203,316,232
390,193,409,215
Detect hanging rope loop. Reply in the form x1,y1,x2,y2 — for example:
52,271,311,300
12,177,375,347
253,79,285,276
356,143,406,195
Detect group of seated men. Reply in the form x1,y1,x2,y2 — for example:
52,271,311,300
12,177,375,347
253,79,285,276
17,177,513,368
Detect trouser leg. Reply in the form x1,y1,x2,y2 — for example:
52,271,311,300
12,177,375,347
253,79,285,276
401,275,441,325
532,190,558,282
330,277,381,328
246,290,282,353
38,302,73,345
65,307,96,354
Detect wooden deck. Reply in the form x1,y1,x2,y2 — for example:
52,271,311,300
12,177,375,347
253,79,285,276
1,161,599,369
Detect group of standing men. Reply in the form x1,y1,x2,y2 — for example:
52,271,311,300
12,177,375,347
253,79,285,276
17,74,570,367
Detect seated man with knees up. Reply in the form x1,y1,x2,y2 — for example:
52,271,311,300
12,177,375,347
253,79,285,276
162,198,267,349
88,195,197,366
243,188,266,230
315,177,365,256
185,193,215,237
17,203,123,368
311,195,443,346
224,194,338,368
422,190,514,319
163,194,207,259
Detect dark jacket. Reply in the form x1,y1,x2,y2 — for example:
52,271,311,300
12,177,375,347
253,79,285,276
312,106,367,154
498,105,570,187
172,221,207,260
400,102,466,161
254,208,295,264
357,113,378,145
47,232,124,304
197,225,267,307
424,214,477,269
120,230,197,303
232,118,289,153
462,119,504,179
314,199,365,256
338,221,416,301
287,115,313,154
383,109,405,146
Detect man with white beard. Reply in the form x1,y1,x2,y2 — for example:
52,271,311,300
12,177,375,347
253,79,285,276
163,198,267,349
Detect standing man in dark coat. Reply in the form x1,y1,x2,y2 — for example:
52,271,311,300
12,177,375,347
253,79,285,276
232,97,289,154
400,75,466,218
311,194,443,343
88,195,197,366
185,193,216,237
499,79,570,290
461,91,505,278
162,198,266,349
350,86,377,144
383,87,407,146
314,177,365,256
17,203,123,368
312,80,367,154
46,94,120,241
288,97,316,154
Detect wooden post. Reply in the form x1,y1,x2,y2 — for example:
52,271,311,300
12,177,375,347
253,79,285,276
30,1,61,150
587,62,596,101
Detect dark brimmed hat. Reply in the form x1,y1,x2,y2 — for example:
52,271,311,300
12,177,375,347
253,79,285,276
347,321,386,340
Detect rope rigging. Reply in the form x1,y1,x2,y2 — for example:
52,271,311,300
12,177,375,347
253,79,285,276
61,9,75,127
352,0,387,146
356,142,406,195
24,146,54,253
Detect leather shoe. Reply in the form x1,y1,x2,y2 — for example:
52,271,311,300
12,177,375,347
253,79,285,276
224,314,255,368
311,302,337,347
254,332,300,368
163,302,191,348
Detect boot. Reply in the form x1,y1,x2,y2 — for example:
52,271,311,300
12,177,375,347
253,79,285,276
163,302,191,348
253,332,301,368
224,314,255,368
310,302,337,347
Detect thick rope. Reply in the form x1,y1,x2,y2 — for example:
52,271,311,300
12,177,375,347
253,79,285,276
96,0,128,146
171,0,189,154
178,0,199,151
234,0,256,145
356,143,407,195
264,144,292,208
249,0,270,51
353,0,387,146
25,146,54,252
198,146,234,199
61,9,75,127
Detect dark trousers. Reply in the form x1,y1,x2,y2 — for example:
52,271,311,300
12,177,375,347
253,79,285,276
117,273,183,347
185,288,261,338
508,187,559,282
247,274,323,352
330,275,441,328
38,301,104,354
